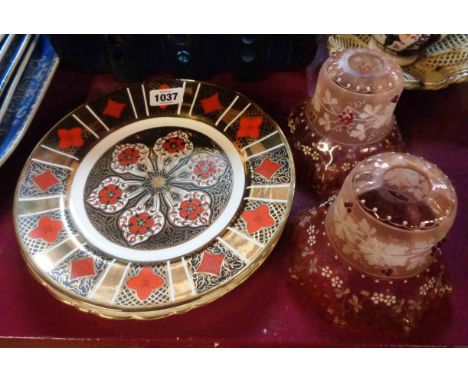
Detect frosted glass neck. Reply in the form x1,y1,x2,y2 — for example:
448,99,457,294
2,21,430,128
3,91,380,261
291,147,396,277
326,153,457,278
308,48,403,145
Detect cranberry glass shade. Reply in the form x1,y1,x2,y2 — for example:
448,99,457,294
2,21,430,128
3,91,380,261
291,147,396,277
289,48,404,197
290,153,457,332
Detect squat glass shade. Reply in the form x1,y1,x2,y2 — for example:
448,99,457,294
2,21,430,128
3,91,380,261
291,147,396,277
288,48,404,197
289,153,457,333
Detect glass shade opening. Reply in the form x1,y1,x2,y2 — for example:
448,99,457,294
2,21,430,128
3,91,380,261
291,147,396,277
348,51,385,77
352,155,456,231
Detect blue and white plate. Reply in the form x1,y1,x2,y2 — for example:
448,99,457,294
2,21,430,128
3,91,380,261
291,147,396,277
0,35,59,167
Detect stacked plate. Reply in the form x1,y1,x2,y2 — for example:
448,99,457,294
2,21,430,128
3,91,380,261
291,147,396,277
0,34,59,167
14,79,295,318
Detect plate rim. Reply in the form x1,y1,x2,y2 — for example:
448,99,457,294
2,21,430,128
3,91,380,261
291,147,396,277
0,35,59,168
13,78,296,319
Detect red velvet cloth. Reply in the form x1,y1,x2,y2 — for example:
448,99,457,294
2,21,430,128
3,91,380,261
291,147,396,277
0,58,467,346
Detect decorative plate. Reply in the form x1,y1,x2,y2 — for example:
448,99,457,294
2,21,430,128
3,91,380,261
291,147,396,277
328,34,468,90
14,79,295,319
0,35,59,167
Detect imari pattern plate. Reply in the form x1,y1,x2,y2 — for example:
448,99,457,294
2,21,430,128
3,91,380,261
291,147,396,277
14,80,295,319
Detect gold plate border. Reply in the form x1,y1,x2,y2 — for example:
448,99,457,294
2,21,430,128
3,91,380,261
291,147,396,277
13,79,296,320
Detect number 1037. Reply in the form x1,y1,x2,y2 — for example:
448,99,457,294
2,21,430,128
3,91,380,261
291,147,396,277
154,93,178,102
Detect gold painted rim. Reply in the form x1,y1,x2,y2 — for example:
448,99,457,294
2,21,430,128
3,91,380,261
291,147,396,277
13,79,296,319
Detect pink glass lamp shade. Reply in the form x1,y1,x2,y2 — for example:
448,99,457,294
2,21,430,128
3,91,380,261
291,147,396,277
289,152,457,333
288,48,404,198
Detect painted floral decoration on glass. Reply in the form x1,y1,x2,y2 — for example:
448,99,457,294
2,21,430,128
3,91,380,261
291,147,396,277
313,86,395,141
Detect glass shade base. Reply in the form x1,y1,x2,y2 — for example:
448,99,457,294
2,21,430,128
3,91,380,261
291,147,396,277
289,198,452,334
288,101,404,198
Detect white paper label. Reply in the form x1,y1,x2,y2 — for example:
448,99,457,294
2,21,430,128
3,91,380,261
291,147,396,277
149,87,184,107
